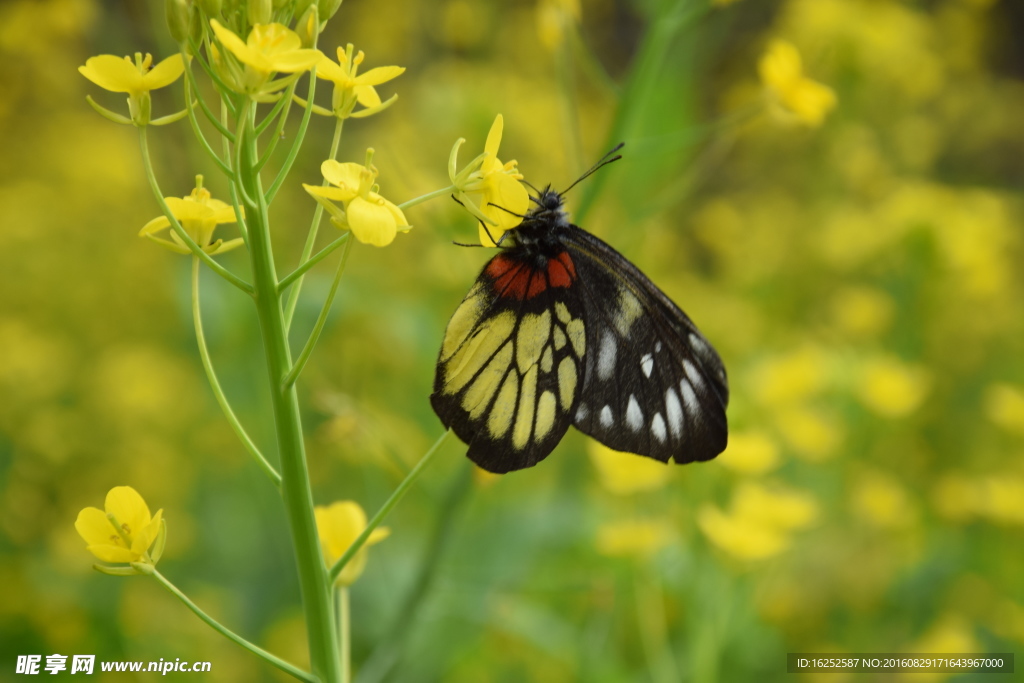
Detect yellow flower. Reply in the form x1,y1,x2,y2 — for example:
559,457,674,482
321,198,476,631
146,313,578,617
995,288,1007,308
587,441,672,495
758,40,837,127
314,501,390,586
718,430,781,475
449,114,530,246
595,519,674,559
79,53,185,95
536,0,580,50
984,383,1024,435
79,53,186,126
139,177,244,256
209,20,321,95
856,355,930,418
74,486,165,566
698,483,818,562
304,152,410,247
307,45,405,119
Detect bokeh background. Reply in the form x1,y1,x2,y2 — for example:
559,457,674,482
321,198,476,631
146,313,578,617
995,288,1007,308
2,0,1023,680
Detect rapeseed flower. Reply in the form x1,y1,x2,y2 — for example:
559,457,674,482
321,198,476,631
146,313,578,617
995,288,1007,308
303,45,405,119
698,482,818,562
209,20,321,95
587,441,672,495
74,486,166,569
448,114,530,245
315,501,390,586
79,53,186,126
139,177,244,256
595,519,674,558
759,40,836,127
304,152,410,247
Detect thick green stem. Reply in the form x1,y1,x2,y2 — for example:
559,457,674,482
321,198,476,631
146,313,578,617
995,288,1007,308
238,101,342,683
192,257,280,487
338,588,351,683
151,569,315,683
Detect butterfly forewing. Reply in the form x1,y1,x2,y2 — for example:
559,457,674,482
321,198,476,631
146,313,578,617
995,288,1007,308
431,251,587,473
559,227,728,464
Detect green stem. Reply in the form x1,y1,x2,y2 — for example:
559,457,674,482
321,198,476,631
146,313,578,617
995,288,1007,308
397,184,457,211
635,569,680,683
256,90,292,136
151,569,315,683
182,57,235,140
258,82,299,171
265,68,318,204
339,588,351,683
283,237,353,388
138,128,253,294
192,257,281,487
279,233,350,293
238,99,342,683
329,430,452,583
183,73,233,177
223,98,249,244
284,118,345,329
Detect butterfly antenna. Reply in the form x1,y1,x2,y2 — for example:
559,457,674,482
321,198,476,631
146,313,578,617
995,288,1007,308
560,142,625,196
521,179,541,194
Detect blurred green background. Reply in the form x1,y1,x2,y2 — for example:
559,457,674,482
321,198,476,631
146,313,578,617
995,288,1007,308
2,0,1023,680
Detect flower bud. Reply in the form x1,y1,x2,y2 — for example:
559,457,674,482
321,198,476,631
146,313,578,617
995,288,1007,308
165,0,190,43
318,0,343,22
296,2,319,47
248,0,272,25
197,0,221,16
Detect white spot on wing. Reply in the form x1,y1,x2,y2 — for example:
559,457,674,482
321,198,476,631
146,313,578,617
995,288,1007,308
600,405,614,428
683,359,705,391
576,403,588,421
626,395,643,431
641,353,654,378
651,413,667,443
665,388,683,439
680,380,700,417
597,332,617,381
655,341,663,353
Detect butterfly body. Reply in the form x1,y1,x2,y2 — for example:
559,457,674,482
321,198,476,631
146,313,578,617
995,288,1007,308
431,188,728,473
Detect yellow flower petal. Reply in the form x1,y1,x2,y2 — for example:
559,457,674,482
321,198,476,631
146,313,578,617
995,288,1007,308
79,55,145,93
165,197,212,221
139,215,171,236
304,184,355,202
480,172,529,230
142,54,185,90
588,442,673,495
321,160,364,192
382,198,409,229
348,196,398,247
484,114,504,158
210,20,257,65
87,543,138,563
355,65,405,86
105,486,151,540
354,84,381,108
75,507,121,548
131,509,163,556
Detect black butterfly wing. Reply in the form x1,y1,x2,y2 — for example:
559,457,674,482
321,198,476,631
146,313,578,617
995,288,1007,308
431,251,587,473
561,225,729,464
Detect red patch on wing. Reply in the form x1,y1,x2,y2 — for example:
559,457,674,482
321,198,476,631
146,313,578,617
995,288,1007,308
486,251,577,300
546,251,576,288
486,255,529,299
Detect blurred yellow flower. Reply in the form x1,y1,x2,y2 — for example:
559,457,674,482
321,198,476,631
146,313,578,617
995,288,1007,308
751,345,831,406
698,483,818,561
718,430,781,475
314,501,390,586
309,45,405,119
79,53,184,95
758,39,836,127
984,383,1024,435
910,614,979,680
829,286,895,338
79,53,186,126
856,355,930,418
587,441,672,495
775,405,842,461
139,178,244,256
595,519,674,558
304,153,410,247
850,471,917,528
537,0,580,50
449,114,530,245
209,20,321,94
74,486,165,566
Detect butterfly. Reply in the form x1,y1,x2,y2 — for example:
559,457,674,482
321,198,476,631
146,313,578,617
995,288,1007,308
431,146,729,473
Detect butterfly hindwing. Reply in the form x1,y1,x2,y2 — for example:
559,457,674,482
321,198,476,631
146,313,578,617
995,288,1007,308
562,227,729,464
431,252,587,473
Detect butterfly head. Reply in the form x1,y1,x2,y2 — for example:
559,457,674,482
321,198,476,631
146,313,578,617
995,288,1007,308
524,187,570,229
